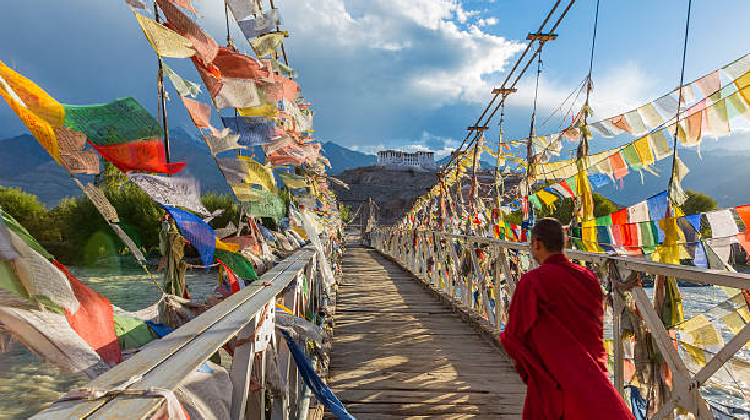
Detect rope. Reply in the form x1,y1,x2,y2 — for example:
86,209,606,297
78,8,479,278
667,0,693,212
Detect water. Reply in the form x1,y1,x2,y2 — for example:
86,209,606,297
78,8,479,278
2,269,749,418
0,267,218,419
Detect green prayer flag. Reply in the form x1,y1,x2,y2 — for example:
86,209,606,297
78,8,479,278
241,191,285,221
214,248,259,281
623,144,642,171
63,97,163,146
596,215,612,226
113,315,154,350
639,221,655,247
528,194,542,211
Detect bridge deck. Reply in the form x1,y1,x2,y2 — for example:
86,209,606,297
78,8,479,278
327,244,526,419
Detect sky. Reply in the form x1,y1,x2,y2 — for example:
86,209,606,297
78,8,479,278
2,0,750,159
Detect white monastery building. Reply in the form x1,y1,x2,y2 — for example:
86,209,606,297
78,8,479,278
376,150,436,171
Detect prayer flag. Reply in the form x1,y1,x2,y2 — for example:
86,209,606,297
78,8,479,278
622,144,642,171
54,261,122,365
238,9,281,39
628,201,649,223
180,95,211,129
161,204,215,268
156,0,218,63
134,12,195,58
216,239,240,253
214,78,261,109
0,64,63,162
637,103,664,129
205,128,244,156
279,172,309,189
705,209,739,237
225,0,261,20
648,131,672,160
624,110,647,136
212,47,268,80
706,99,730,137
217,260,241,293
646,191,669,220
163,63,201,98
237,156,276,193
249,31,288,58
589,121,612,137
269,57,297,79
241,190,285,221
238,104,278,118
695,71,721,97
63,97,162,146
633,136,654,168
165,0,198,14
609,152,628,180
722,54,750,79
217,158,249,184
91,139,186,174
654,94,679,116
127,173,210,215
222,116,277,146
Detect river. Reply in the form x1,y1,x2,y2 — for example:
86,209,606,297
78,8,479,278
0,269,748,418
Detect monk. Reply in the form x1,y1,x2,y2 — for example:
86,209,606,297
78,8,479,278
500,218,634,419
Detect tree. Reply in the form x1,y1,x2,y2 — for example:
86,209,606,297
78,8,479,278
680,190,717,216
0,186,58,242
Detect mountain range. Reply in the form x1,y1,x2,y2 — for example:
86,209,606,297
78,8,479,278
2,130,749,209
0,130,380,206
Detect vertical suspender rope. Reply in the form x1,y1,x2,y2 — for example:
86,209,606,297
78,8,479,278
667,0,693,213
523,49,544,235
154,1,170,165
570,0,600,239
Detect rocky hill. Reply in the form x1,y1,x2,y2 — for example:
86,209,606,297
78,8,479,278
331,166,438,225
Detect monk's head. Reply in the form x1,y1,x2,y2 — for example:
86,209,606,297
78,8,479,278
530,218,564,264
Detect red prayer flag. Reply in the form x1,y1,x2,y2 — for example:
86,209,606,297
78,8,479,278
91,139,186,174
217,260,240,293
213,47,269,80
54,261,122,365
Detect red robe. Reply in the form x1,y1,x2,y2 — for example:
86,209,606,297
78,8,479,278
499,254,634,420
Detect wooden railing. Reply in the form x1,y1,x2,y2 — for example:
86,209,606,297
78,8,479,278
33,239,336,420
371,227,750,420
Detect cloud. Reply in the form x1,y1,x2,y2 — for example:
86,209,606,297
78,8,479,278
477,17,498,27
274,0,524,147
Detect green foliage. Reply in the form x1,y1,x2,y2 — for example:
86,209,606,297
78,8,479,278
201,193,239,230
681,190,717,216
0,186,58,242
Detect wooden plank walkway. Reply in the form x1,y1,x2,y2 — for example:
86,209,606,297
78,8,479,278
327,243,526,419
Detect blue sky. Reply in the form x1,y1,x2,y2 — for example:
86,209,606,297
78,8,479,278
2,0,750,158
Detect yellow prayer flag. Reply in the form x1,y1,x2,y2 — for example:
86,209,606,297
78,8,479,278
215,238,240,253
681,314,724,346
238,104,278,118
537,190,558,207
0,60,65,127
722,310,747,334
634,136,654,167
134,12,196,58
682,342,707,367
238,156,276,193
0,83,61,163
250,31,287,58
231,183,264,201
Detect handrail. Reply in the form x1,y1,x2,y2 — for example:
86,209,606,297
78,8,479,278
371,227,750,420
33,238,337,420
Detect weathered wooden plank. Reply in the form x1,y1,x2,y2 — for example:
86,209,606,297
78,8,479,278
328,244,525,418
33,249,312,420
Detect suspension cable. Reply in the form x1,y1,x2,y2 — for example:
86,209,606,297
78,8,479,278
667,0,693,212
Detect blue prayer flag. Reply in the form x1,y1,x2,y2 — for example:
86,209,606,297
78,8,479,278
222,116,277,146
646,190,669,221
162,204,216,269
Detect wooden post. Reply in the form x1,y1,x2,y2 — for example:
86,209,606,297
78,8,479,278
246,350,267,420
612,288,625,399
493,249,504,329
447,236,460,301
230,318,258,420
